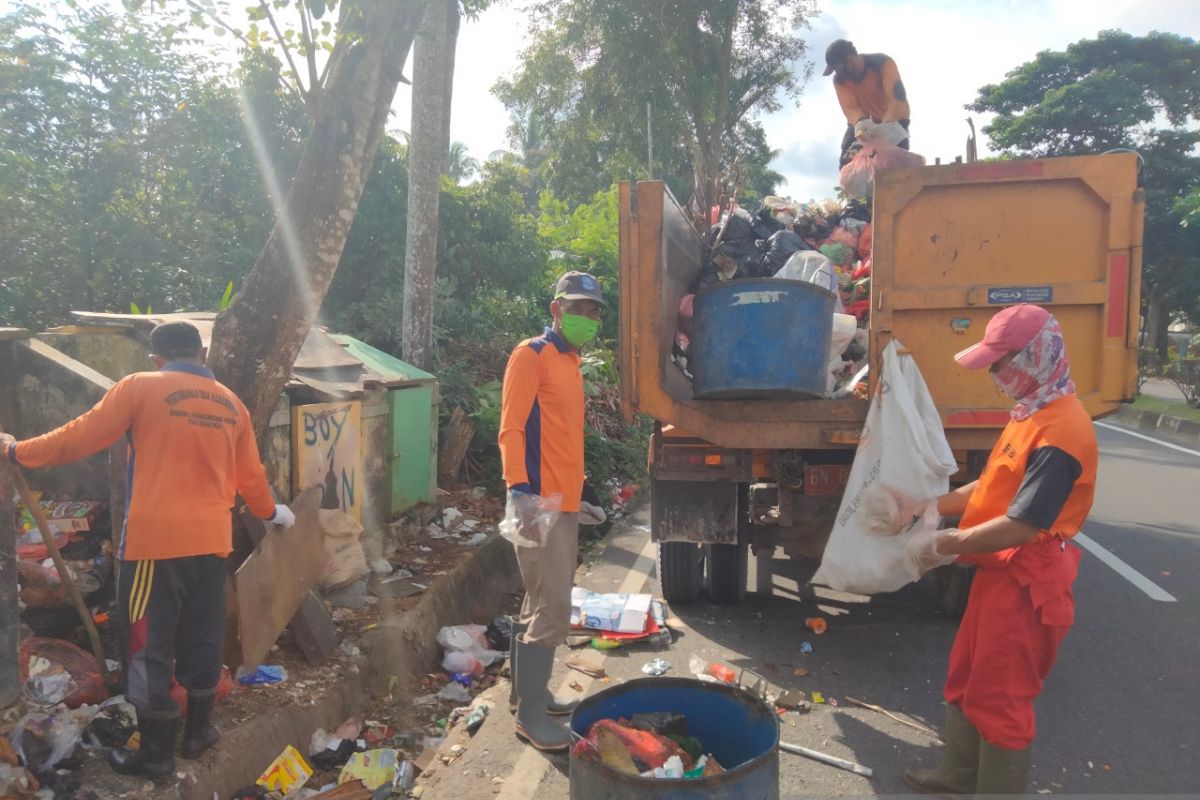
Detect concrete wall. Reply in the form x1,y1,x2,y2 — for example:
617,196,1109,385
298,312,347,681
37,330,148,382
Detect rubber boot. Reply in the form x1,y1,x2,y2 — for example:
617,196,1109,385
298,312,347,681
108,716,178,779
975,740,1031,796
508,621,578,717
513,637,570,752
180,693,220,759
904,704,980,795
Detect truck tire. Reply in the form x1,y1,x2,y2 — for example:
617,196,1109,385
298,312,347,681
937,563,975,618
707,485,749,605
658,542,704,604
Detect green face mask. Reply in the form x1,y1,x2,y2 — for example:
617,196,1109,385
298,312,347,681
561,313,599,346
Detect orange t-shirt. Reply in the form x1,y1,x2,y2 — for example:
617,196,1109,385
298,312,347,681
10,363,276,560
498,328,584,512
960,394,1098,565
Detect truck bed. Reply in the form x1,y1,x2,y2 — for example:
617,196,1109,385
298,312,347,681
618,153,1143,451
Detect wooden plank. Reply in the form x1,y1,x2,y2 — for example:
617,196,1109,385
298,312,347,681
237,503,335,667
235,487,326,670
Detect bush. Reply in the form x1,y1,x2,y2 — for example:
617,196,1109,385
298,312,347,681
1165,357,1200,408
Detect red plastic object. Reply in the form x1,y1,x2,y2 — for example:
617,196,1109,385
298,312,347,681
19,637,108,708
169,665,235,714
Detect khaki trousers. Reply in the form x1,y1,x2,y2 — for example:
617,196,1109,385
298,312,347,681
515,512,579,646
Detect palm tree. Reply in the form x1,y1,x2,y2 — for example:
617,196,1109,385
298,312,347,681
447,141,480,183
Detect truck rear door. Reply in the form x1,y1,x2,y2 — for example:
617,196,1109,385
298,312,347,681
871,153,1143,448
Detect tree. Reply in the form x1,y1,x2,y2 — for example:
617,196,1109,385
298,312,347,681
165,0,431,438
402,0,459,371
968,31,1200,352
494,0,810,213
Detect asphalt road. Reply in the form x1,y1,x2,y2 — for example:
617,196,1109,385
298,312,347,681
417,421,1200,799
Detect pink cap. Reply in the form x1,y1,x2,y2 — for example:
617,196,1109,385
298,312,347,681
954,304,1051,369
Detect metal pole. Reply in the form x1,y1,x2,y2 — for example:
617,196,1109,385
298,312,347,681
646,101,653,179
0,459,19,708
779,740,874,777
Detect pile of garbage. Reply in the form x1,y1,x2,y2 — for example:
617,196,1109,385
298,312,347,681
13,497,113,622
569,590,672,651
573,713,726,780
675,194,873,397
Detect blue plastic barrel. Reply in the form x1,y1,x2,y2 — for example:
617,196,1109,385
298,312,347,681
690,278,834,399
569,677,779,800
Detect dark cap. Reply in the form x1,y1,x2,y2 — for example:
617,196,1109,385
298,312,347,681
823,39,857,76
554,271,605,306
149,321,203,359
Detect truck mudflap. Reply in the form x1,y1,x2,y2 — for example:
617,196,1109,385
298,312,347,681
650,478,738,544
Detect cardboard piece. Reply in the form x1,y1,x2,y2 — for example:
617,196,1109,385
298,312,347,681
235,487,325,670
570,588,653,633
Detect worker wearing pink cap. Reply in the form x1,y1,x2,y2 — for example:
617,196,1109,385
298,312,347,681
903,304,1098,795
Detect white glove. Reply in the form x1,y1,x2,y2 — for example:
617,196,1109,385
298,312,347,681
906,527,957,576
862,484,935,536
854,117,876,140
269,504,296,529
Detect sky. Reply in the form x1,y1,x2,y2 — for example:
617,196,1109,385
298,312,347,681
389,0,1200,201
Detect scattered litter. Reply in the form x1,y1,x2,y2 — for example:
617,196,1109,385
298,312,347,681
322,577,368,609
457,532,488,546
571,588,653,633
464,704,490,734
437,683,472,703
425,525,450,540
800,641,813,654
688,655,736,684
369,573,426,598
369,557,394,576
450,672,472,687
487,616,514,652
566,652,607,678
811,691,825,704
418,545,432,552
844,696,941,740
568,634,593,648
591,638,622,651
438,624,505,678
338,749,409,791
775,690,810,711
339,642,362,658
804,617,828,635
793,667,809,677
441,507,464,531
257,744,313,795
641,658,672,676
236,665,288,685
414,695,439,708
828,698,839,707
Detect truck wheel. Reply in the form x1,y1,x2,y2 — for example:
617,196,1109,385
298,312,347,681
658,542,704,604
707,538,748,605
937,563,975,618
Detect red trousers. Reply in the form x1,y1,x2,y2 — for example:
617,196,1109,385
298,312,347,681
944,540,1081,749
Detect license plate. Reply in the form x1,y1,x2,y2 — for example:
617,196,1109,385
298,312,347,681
804,465,851,496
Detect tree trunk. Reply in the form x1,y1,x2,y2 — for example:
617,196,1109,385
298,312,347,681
208,0,430,441
1145,283,1171,357
436,405,474,486
401,0,457,371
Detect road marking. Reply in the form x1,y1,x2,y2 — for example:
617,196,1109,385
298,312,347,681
1096,421,1200,459
1074,532,1177,603
495,536,658,800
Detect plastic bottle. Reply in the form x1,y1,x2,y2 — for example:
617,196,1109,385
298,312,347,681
688,655,736,684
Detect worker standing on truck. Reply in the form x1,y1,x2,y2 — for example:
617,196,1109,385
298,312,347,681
1,321,294,779
824,38,911,167
895,304,1097,796
498,271,604,752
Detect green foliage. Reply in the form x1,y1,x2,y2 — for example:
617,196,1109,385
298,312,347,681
968,30,1200,329
494,0,810,206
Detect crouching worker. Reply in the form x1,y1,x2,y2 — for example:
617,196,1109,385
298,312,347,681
498,272,604,752
2,322,294,778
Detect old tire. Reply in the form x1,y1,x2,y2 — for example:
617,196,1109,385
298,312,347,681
937,563,975,618
659,542,704,604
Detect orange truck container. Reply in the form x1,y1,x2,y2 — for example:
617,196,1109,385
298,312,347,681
618,153,1143,612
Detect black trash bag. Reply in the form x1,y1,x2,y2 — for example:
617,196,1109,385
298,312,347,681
841,197,872,223
751,206,785,239
794,214,833,243
310,737,362,771
760,230,812,275
487,616,514,652
628,711,689,738
715,211,756,250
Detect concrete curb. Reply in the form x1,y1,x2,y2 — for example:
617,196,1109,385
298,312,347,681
1111,404,1200,448
87,533,522,800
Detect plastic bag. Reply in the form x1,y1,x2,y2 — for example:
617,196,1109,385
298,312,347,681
437,624,505,677
757,230,811,275
812,341,958,594
858,223,873,259
498,492,562,548
826,313,859,394
12,707,97,771
19,638,107,708
776,251,835,292
818,242,855,268
860,120,909,146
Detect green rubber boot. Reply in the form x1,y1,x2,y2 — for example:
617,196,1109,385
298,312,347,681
975,740,1031,796
904,704,980,795
507,620,578,717
512,638,570,752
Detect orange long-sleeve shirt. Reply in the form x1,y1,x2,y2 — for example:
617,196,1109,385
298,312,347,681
8,363,276,560
834,53,911,124
498,328,584,512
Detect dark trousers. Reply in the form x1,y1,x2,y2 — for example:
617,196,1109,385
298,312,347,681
839,118,910,168
117,555,226,720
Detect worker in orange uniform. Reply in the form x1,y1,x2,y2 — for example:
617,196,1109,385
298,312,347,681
891,304,1096,795
824,38,912,167
1,322,293,779
498,271,604,752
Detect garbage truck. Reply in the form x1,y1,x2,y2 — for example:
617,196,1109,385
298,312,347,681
617,153,1144,614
